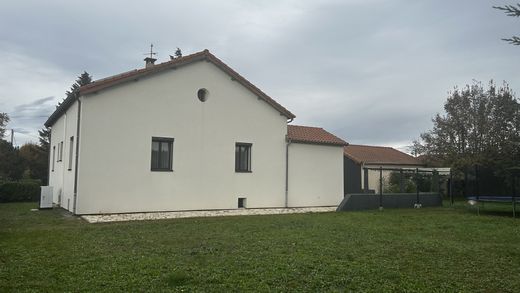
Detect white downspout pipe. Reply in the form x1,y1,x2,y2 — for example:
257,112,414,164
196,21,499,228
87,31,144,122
285,138,291,207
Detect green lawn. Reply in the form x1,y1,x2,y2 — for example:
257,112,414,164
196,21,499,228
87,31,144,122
1,202,519,292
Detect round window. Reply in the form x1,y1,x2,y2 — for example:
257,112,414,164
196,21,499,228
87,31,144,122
197,88,209,102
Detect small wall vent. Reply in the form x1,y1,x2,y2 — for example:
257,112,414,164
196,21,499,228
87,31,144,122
238,197,247,208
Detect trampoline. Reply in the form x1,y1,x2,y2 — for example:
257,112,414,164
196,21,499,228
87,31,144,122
464,166,520,218
466,195,518,218
467,196,520,202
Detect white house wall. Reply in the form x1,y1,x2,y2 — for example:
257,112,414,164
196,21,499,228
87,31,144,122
287,143,344,207
76,61,288,214
48,101,78,211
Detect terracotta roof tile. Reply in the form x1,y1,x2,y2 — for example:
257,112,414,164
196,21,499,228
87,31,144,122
287,125,347,146
78,50,209,95
344,144,423,165
45,49,295,127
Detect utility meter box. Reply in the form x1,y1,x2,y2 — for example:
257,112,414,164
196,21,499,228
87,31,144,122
40,186,53,209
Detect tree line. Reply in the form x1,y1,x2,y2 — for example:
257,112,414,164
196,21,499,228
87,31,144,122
412,80,520,178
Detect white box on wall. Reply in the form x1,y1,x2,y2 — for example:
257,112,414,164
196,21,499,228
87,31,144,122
40,186,53,209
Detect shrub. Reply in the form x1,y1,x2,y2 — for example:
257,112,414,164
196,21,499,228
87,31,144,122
0,182,40,203
18,178,43,186
384,171,417,193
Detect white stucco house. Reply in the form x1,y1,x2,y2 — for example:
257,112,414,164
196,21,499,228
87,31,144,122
45,49,347,215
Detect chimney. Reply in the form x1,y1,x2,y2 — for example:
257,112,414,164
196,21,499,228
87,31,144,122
144,57,157,68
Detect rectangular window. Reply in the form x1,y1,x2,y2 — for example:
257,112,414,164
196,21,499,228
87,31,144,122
68,136,74,171
151,137,174,171
52,146,56,172
235,143,252,172
57,141,63,162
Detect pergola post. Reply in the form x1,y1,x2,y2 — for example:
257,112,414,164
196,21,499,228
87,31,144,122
363,168,369,193
399,169,404,193
415,168,420,206
379,167,383,210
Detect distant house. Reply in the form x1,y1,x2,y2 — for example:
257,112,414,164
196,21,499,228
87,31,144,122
343,145,425,194
45,49,347,215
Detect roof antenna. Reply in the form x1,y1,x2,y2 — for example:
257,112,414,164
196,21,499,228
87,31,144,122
143,43,157,68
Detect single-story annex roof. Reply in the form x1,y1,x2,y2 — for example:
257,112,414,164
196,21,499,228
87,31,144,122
287,125,348,146
45,49,295,127
344,144,423,165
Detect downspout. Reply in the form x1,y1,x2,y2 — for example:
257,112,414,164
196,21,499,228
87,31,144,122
61,113,67,207
285,137,291,208
72,98,82,214
285,117,293,207
47,131,52,186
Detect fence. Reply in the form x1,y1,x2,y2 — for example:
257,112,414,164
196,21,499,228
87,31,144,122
337,167,451,211
461,165,520,217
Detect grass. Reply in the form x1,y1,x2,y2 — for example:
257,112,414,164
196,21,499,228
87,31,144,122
1,202,519,292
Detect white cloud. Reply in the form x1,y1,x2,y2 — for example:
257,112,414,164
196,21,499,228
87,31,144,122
1,0,520,148
0,46,71,145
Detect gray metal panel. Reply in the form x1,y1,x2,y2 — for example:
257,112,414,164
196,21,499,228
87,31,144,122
337,193,442,211
344,157,362,194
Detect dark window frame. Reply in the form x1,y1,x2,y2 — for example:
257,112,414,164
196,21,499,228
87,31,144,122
235,142,252,172
68,136,74,171
151,137,174,172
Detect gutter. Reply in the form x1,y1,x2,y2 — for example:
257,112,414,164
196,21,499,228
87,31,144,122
61,113,67,206
285,137,291,207
284,118,294,207
72,97,82,214
47,131,52,186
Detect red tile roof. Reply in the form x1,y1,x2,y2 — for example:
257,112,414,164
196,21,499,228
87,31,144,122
287,125,347,146
344,144,423,165
45,49,295,127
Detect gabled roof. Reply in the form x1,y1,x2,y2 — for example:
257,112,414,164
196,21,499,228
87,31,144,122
344,144,423,166
287,125,348,146
45,49,295,127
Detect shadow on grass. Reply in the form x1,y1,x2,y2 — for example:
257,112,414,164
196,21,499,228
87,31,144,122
165,272,192,287
475,209,517,219
443,200,518,219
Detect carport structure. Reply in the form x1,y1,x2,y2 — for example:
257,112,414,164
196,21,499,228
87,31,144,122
338,166,451,211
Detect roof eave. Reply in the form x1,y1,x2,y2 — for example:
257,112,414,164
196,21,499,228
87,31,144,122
291,139,347,147
343,152,363,164
78,52,208,96
78,50,296,119
203,51,296,119
363,162,426,166
44,95,79,127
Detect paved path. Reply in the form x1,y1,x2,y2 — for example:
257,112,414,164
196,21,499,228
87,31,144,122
82,206,337,223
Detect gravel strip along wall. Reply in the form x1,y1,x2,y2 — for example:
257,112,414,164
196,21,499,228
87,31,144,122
82,207,337,223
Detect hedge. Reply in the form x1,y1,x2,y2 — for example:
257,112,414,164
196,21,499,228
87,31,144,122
0,182,40,203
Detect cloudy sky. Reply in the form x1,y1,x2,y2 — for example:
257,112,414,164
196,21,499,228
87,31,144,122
1,0,519,151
